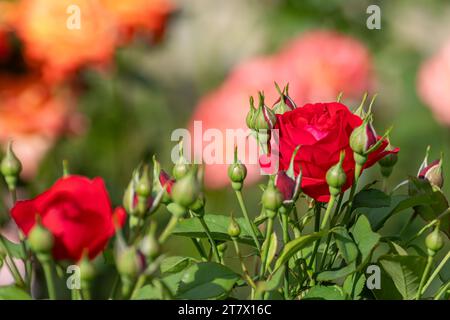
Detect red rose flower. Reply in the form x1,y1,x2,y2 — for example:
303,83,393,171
11,175,126,261
274,102,398,202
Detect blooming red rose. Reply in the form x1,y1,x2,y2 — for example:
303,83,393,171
11,175,126,261
275,102,398,202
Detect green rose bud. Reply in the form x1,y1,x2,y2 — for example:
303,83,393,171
28,219,54,255
262,179,283,216
116,247,142,278
1,141,22,191
140,235,160,260
425,228,444,255
78,255,96,283
228,146,247,191
136,165,151,198
272,82,296,115
378,143,398,178
217,242,228,253
252,92,276,131
349,117,378,165
326,151,347,196
246,96,257,130
227,216,241,238
171,170,200,209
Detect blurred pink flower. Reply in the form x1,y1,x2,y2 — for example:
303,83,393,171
190,30,373,189
418,40,450,125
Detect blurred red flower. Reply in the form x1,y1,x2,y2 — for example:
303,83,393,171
0,75,80,177
190,30,374,189
12,0,118,83
418,40,450,126
100,0,174,43
11,175,126,261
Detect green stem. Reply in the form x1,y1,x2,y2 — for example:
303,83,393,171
158,216,179,245
130,274,147,299
416,255,433,300
232,238,256,290
0,236,25,288
434,281,450,300
41,259,56,300
71,289,82,300
235,190,261,252
421,251,450,296
190,238,208,261
308,204,322,272
280,207,290,299
320,195,336,230
198,216,221,263
342,163,362,225
259,217,274,277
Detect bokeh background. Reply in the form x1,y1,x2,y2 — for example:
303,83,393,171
1,0,450,274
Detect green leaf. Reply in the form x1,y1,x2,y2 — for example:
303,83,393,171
372,268,403,300
351,215,380,265
379,255,427,300
160,256,194,275
274,231,324,271
264,265,285,292
408,176,450,237
261,232,277,271
356,194,432,231
172,214,263,246
0,236,26,259
0,286,31,300
353,189,391,208
333,227,358,264
176,262,239,300
302,285,345,300
343,273,366,299
316,262,357,281
133,284,162,300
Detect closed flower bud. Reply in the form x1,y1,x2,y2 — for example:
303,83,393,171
272,83,296,115
349,117,378,158
136,165,151,198
171,170,201,209
1,142,22,190
123,179,137,215
326,151,347,196
28,219,54,255
379,143,398,178
425,228,444,254
152,156,174,204
228,146,247,191
190,193,205,216
252,92,276,131
262,180,283,216
217,242,228,253
140,235,160,260
227,216,241,238
172,140,191,180
246,96,257,130
78,255,96,283
419,159,443,189
116,247,143,278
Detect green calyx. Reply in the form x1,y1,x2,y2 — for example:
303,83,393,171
262,178,283,214
227,215,241,238
228,146,247,190
425,227,444,255
28,218,54,255
1,141,22,190
116,247,141,278
326,151,347,196
171,168,201,209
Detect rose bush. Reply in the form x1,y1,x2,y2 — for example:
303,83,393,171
11,175,126,261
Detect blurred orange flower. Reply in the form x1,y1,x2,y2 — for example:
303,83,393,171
100,0,174,42
190,30,374,189
12,0,118,83
0,75,78,177
418,40,450,126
